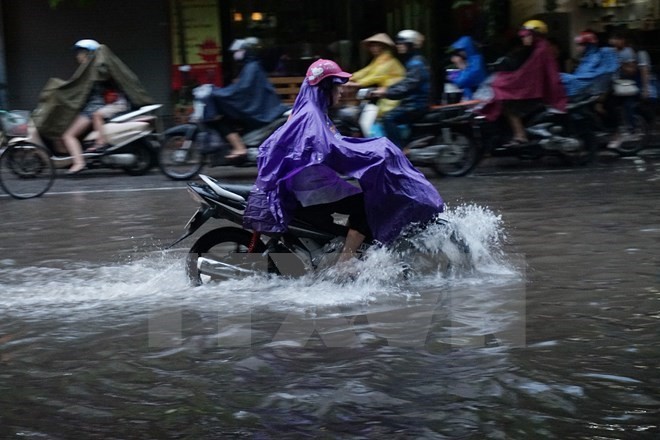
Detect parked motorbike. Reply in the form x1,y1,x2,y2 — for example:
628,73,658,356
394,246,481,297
10,104,162,176
169,174,471,285
332,88,479,177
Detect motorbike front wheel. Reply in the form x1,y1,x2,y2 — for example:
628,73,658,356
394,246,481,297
430,130,480,177
186,227,267,286
159,134,204,180
0,141,55,199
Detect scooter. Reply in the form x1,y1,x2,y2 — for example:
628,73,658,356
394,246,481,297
332,88,480,177
10,104,162,176
169,174,472,285
467,94,599,167
158,84,291,181
158,112,290,181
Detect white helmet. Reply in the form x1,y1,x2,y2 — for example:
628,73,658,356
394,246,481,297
229,37,260,51
395,30,424,48
73,39,100,52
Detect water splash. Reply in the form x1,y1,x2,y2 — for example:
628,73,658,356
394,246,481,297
0,204,519,317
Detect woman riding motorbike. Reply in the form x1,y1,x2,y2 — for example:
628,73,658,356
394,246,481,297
31,39,154,173
202,37,287,162
243,59,443,262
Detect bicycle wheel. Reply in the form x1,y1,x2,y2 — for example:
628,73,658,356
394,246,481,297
0,141,55,199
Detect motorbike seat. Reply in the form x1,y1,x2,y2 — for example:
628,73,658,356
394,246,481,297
217,183,254,199
82,121,150,142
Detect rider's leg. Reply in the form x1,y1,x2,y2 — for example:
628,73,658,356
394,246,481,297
506,113,527,142
62,115,92,173
225,132,247,158
338,228,366,263
382,108,406,149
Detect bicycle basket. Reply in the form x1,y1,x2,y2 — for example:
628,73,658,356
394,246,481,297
1,110,30,137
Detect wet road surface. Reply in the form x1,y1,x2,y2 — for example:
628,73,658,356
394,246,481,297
1,149,659,438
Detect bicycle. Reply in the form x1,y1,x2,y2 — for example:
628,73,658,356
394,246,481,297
0,110,55,199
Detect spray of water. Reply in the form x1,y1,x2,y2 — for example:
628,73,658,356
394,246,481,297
0,204,519,317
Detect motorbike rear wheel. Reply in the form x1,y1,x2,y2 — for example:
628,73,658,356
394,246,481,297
123,137,157,176
159,133,204,180
430,130,480,177
0,141,55,199
186,227,267,286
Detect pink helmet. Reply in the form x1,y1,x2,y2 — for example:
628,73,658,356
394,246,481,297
305,59,351,86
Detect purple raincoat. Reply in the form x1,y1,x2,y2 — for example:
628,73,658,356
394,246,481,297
242,79,444,244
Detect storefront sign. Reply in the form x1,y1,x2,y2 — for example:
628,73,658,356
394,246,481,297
170,0,223,90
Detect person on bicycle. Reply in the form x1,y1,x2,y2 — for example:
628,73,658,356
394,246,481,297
242,59,443,263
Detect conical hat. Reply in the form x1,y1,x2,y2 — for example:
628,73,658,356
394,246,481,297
362,33,396,48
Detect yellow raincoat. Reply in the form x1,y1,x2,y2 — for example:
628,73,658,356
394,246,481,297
351,51,405,116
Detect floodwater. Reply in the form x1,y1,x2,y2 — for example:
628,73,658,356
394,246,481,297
1,157,659,439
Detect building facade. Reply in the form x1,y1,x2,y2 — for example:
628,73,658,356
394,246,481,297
1,0,658,123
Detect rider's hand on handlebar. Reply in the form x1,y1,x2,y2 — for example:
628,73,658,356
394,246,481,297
368,87,387,98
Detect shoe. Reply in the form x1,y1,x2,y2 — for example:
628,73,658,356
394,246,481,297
503,138,528,148
65,164,87,175
224,151,247,164
606,138,622,149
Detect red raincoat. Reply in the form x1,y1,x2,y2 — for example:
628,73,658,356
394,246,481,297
480,37,567,121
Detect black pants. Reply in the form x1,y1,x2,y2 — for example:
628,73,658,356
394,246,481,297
295,193,372,240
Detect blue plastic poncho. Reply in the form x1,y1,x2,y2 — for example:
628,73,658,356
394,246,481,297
243,79,444,244
561,46,619,97
448,36,488,99
204,56,287,127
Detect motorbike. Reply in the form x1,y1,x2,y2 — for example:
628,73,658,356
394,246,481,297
158,84,291,181
158,112,290,181
332,88,480,177
465,94,600,167
9,104,162,176
169,174,472,286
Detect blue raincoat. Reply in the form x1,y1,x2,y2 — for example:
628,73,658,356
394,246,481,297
204,56,287,127
243,79,444,244
561,46,619,97
448,36,488,99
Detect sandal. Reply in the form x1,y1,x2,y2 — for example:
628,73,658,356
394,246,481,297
66,164,87,175
224,151,248,164
503,138,528,148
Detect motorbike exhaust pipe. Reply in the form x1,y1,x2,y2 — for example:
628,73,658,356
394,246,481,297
101,153,136,166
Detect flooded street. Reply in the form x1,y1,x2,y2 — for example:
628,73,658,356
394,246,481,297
1,153,659,438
